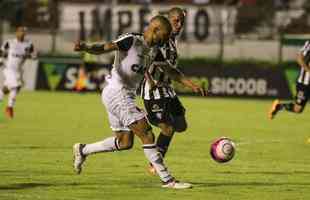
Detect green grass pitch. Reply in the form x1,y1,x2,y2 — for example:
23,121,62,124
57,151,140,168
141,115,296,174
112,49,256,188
0,92,310,200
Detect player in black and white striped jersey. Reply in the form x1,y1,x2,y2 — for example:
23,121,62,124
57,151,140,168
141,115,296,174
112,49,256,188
140,7,207,175
269,40,310,119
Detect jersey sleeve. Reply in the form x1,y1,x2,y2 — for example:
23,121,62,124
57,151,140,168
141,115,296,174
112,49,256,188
114,35,134,51
300,41,310,63
1,40,9,52
27,43,34,53
0,40,9,57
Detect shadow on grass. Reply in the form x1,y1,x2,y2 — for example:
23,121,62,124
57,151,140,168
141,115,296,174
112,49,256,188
0,146,68,150
0,182,96,191
0,181,158,191
3,181,309,191
219,171,310,175
191,181,310,187
0,183,53,190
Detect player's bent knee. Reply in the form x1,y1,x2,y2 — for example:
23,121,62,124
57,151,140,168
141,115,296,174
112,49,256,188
143,126,155,143
158,123,174,136
116,132,134,150
129,119,155,143
118,141,134,150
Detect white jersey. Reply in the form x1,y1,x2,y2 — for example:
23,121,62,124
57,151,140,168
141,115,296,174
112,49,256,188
107,33,156,92
1,38,34,72
101,33,156,131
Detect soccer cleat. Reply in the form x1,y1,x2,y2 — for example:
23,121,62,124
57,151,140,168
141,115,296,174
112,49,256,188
147,163,157,176
268,99,281,120
5,106,14,119
73,143,86,174
162,179,192,189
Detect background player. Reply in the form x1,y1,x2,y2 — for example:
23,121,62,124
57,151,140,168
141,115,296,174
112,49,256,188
0,26,36,118
140,7,206,174
73,15,192,189
269,40,310,119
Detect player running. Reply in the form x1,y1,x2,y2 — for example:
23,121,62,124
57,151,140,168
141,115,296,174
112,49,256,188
72,15,192,189
269,40,310,119
140,7,206,175
0,26,36,118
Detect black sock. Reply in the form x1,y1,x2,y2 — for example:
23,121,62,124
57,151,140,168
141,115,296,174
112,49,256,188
156,132,173,158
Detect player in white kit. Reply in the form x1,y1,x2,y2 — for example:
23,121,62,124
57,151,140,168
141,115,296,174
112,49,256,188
72,16,192,189
0,26,36,118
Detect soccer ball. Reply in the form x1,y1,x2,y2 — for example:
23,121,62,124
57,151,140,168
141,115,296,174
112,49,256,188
210,137,235,163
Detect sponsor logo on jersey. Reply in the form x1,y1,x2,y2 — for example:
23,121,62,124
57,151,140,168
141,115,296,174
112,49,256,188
151,104,163,112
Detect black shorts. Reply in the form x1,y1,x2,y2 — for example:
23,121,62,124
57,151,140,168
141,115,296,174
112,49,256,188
143,97,186,126
295,83,310,107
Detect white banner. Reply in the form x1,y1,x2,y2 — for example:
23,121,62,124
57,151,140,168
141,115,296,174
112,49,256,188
59,3,236,42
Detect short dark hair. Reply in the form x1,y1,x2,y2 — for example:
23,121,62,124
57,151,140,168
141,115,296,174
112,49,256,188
150,15,172,34
16,26,27,32
168,7,186,18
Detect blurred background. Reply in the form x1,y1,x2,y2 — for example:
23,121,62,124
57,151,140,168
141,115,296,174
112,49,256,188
0,0,309,98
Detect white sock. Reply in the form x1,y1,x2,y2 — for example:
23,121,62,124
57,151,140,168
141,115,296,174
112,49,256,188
82,136,120,155
8,89,17,107
0,89,3,101
143,144,173,183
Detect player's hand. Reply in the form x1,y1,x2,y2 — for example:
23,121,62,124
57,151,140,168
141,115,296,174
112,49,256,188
74,41,87,52
191,85,208,96
144,71,157,90
0,50,8,58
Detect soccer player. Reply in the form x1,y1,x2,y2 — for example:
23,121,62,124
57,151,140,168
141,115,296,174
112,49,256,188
140,7,206,175
73,15,192,189
269,40,310,119
0,26,36,118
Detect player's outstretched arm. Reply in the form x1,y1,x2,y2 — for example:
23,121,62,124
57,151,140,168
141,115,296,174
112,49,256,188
0,40,9,58
0,49,6,67
297,52,310,73
0,51,3,67
161,65,207,96
26,45,38,60
74,41,118,55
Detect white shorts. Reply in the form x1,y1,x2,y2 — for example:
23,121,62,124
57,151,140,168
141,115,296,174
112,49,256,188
3,68,22,89
101,84,145,132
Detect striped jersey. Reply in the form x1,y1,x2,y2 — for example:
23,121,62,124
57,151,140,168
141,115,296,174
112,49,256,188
141,36,178,100
298,40,310,85
108,33,156,92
